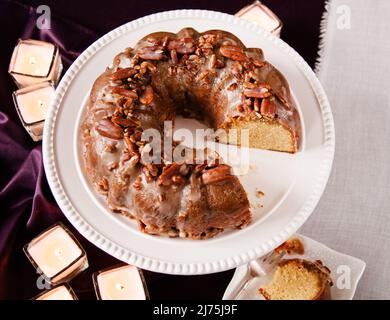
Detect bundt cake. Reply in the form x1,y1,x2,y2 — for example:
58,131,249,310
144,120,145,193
82,28,301,239
259,259,333,300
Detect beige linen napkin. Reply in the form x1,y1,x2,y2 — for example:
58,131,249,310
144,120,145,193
301,0,390,299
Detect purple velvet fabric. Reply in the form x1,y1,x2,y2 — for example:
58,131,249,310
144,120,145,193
0,0,325,299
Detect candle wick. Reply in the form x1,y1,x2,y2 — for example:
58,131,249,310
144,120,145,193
115,283,125,291
29,56,37,65
37,99,45,111
54,248,63,260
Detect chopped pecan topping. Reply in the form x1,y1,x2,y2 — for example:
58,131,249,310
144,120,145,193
243,84,271,98
110,68,137,81
210,54,225,69
194,163,207,173
97,177,109,191
111,87,138,99
146,164,159,177
219,45,248,62
139,85,154,105
170,49,178,64
138,46,165,60
129,130,142,143
96,119,124,139
254,98,261,112
133,176,143,190
106,161,118,171
236,104,245,113
140,61,157,74
179,164,190,176
168,38,195,54
124,99,134,109
157,164,186,186
162,36,169,47
243,81,257,89
104,141,117,153
231,62,244,79
227,83,238,91
111,115,139,127
172,175,185,185
260,98,277,118
252,57,265,68
124,136,139,156
201,164,234,185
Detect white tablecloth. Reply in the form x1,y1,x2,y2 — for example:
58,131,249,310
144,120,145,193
301,0,390,299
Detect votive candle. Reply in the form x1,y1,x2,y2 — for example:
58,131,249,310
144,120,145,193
236,1,283,37
9,39,63,88
12,81,55,141
24,223,88,285
35,284,78,300
93,265,149,300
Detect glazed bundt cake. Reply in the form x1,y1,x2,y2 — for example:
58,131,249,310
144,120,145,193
259,259,333,300
82,28,301,239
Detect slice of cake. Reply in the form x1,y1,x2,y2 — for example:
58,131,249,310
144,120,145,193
259,259,333,300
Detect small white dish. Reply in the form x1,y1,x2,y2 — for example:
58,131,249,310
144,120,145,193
223,234,366,300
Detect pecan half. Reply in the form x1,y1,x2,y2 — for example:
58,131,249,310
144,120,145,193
96,119,124,139
110,68,137,81
170,49,178,64
123,98,134,109
97,177,109,191
157,164,185,186
243,84,271,98
201,164,234,185
106,161,118,171
140,85,154,105
260,98,277,118
111,87,138,99
111,115,139,127
140,61,157,73
219,45,248,62
168,38,195,54
210,54,225,69
254,98,261,112
227,82,238,91
124,136,139,156
138,46,164,60
252,57,265,68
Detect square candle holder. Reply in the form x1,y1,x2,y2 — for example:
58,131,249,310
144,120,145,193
9,39,63,88
24,223,88,286
93,264,149,300
235,1,283,37
12,81,55,141
34,283,78,300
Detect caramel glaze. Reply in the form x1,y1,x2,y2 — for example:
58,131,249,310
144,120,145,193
82,28,300,239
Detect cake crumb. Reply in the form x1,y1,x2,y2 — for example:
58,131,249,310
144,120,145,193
256,189,265,198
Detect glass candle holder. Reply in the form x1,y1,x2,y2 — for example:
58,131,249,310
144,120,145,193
236,1,283,37
93,264,149,300
12,81,55,141
34,284,78,300
9,39,63,88
24,223,88,285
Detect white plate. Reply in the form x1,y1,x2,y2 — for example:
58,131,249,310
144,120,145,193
223,234,366,300
43,10,335,275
